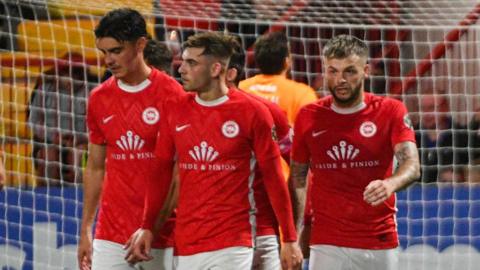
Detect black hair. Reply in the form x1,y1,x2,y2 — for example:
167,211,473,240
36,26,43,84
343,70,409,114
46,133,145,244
94,8,147,42
254,31,289,75
228,35,246,86
144,39,173,75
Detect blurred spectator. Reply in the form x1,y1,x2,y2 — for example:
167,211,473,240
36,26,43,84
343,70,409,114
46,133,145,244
365,61,386,94
28,52,98,186
416,94,469,182
466,165,480,183
466,112,480,183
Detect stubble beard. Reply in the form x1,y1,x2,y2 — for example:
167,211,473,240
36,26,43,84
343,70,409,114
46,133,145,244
330,80,363,107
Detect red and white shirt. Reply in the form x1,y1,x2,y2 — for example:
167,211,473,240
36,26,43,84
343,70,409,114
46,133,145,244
87,68,184,248
243,91,291,237
143,88,297,256
292,92,415,249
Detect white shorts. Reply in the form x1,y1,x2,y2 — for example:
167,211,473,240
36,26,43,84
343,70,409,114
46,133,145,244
252,235,280,270
92,239,174,270
309,245,399,270
174,246,253,270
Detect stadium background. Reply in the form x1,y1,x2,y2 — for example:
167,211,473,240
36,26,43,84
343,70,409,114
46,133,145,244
1,0,480,269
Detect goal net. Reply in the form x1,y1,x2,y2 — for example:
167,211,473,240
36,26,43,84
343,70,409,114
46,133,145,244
1,0,480,269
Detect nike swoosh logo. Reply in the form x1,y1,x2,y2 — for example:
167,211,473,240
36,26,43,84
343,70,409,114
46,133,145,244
175,124,190,132
102,115,115,124
312,130,327,137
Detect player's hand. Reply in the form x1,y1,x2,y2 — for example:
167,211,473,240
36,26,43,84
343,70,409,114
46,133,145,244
77,231,93,270
280,241,303,270
124,229,154,264
363,179,394,206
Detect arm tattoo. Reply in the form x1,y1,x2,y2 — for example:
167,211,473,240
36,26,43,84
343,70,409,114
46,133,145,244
395,141,418,166
289,160,309,228
391,141,421,191
395,143,410,165
291,161,309,188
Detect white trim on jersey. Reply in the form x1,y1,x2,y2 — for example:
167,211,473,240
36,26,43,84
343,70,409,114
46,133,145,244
195,94,229,107
330,101,366,114
117,78,152,93
248,153,257,247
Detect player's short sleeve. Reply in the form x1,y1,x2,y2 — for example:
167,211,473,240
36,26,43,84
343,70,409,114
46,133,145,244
291,107,311,163
390,100,416,147
86,94,105,145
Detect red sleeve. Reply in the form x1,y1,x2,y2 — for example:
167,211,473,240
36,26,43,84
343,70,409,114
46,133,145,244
141,105,176,230
390,100,416,147
251,102,297,242
86,93,105,145
267,101,292,161
246,92,292,160
291,107,310,163
266,101,290,141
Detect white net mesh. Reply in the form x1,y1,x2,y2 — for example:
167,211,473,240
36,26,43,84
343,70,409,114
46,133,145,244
1,0,480,269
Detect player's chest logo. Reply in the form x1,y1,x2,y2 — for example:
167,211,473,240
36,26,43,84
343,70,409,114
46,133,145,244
312,140,380,170
359,121,377,138
222,120,240,138
180,141,236,172
142,107,160,125
189,141,219,162
327,140,360,161
116,130,145,151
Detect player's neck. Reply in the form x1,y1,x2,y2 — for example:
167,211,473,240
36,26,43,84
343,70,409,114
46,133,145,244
120,62,152,86
197,80,229,101
279,69,289,77
332,91,365,110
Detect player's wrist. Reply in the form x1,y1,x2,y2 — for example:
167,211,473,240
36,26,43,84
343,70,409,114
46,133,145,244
79,222,93,232
281,240,299,245
140,222,154,232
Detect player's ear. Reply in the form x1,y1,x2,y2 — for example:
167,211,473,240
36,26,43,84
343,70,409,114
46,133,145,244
211,62,223,77
284,56,292,71
364,62,370,78
226,67,238,83
136,37,148,53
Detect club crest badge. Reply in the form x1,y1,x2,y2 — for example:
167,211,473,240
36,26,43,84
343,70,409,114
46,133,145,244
222,120,240,138
142,107,160,125
359,121,377,138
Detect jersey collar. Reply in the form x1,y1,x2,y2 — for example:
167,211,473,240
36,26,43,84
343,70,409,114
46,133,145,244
331,101,366,114
117,78,152,93
195,94,229,107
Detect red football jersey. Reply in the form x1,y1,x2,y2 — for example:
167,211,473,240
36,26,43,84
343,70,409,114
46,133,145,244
243,91,291,237
143,88,297,256
292,92,415,249
87,68,184,248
